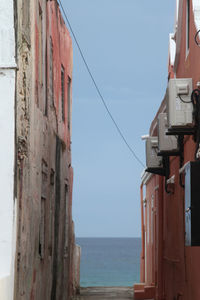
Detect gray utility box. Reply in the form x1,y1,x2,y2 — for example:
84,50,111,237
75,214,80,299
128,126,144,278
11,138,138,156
146,137,163,169
158,113,179,155
185,161,200,246
166,78,193,130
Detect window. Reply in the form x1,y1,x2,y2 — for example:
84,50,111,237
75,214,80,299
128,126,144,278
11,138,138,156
64,184,69,258
51,137,61,299
38,4,43,86
61,66,65,122
45,37,54,116
37,3,44,111
45,45,48,116
186,0,190,55
50,168,55,186
67,77,71,130
49,168,55,257
49,37,54,107
39,160,48,260
41,159,48,199
39,197,45,260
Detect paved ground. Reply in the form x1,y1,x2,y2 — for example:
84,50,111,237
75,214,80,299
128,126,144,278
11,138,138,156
73,287,134,300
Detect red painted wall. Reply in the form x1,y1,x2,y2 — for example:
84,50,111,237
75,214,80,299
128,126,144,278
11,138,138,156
135,1,200,300
46,1,73,147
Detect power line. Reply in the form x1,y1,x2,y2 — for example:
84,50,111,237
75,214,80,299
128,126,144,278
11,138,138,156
57,0,145,168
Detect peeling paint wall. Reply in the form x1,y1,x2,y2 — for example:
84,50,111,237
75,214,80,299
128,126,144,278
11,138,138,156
13,1,76,299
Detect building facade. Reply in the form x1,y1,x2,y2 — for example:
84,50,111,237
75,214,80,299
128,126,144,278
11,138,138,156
135,1,200,300
0,0,80,299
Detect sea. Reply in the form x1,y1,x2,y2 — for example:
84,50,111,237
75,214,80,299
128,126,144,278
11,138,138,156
76,237,141,287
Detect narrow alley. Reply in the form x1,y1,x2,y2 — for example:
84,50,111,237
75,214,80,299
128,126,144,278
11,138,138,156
3,1,200,300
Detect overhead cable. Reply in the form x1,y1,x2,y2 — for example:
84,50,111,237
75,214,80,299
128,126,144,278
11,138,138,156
57,0,145,168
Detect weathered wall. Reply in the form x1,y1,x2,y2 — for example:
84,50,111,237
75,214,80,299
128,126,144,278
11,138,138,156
14,1,76,299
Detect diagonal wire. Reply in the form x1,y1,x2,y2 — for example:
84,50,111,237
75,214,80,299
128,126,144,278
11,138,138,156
57,0,145,168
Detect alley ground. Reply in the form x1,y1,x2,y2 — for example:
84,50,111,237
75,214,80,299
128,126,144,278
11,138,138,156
73,287,134,300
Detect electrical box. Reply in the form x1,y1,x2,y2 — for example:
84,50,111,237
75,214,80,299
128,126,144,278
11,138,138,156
166,78,193,131
146,137,163,169
185,161,200,246
158,113,179,155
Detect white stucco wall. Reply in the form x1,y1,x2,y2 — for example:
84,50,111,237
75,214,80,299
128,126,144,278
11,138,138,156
0,199,17,300
0,70,16,300
0,0,16,68
0,69,15,275
0,0,16,299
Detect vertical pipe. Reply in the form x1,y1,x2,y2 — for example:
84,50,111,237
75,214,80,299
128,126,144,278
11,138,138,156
140,183,145,283
157,176,164,300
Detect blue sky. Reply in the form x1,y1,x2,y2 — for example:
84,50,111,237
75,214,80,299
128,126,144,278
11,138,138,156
63,0,175,237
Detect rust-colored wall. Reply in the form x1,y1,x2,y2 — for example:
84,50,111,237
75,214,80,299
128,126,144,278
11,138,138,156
14,1,76,299
136,1,200,300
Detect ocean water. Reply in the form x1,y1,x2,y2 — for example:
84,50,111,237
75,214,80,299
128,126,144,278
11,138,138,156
76,237,141,287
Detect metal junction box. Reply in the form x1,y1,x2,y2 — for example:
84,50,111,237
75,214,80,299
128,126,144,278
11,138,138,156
146,137,163,169
158,113,179,155
185,161,200,246
166,78,193,131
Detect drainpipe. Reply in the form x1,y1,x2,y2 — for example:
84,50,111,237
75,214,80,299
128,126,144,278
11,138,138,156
157,176,164,300
140,183,145,283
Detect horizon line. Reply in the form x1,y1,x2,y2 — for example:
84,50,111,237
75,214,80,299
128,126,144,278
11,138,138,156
76,236,141,239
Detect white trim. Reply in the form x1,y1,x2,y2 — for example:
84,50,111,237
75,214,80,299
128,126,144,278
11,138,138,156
167,175,175,184
169,33,176,67
174,0,184,73
186,0,190,58
179,161,190,174
0,65,17,70
141,170,153,185
174,0,180,40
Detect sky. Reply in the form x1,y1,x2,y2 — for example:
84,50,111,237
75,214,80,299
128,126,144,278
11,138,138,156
62,0,176,237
